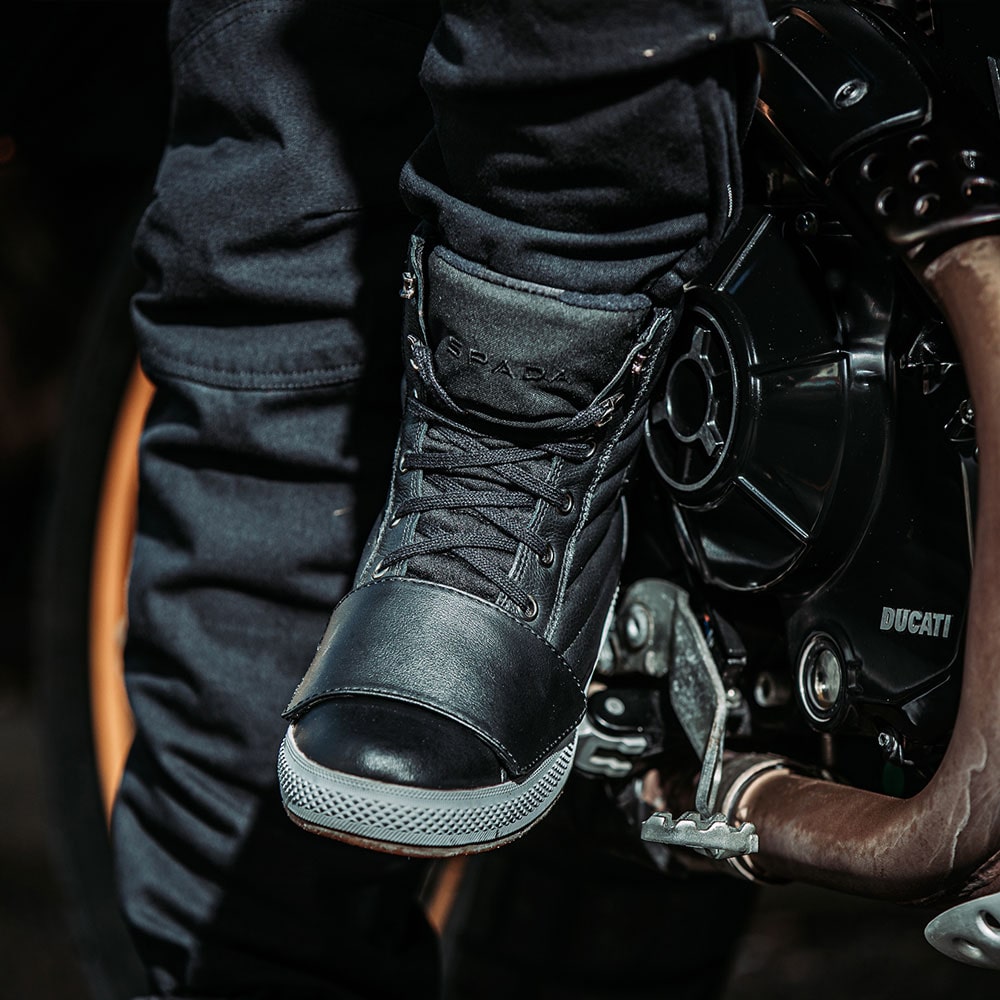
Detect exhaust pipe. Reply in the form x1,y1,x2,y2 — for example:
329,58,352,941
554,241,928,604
718,236,1000,964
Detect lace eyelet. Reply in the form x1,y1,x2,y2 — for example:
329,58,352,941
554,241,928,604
389,515,403,528
398,452,409,473
372,559,390,579
581,438,597,459
538,543,555,567
558,491,574,515
407,334,420,371
520,595,539,621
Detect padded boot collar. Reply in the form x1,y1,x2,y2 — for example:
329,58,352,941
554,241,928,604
406,235,659,430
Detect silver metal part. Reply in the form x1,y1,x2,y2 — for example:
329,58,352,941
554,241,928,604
834,78,869,109
717,755,798,882
574,713,649,779
945,398,976,445
642,811,759,861
614,579,758,858
794,210,818,236
796,631,846,727
663,328,725,459
925,891,1000,969
608,581,699,679
899,326,957,395
623,604,651,651
604,696,626,717
878,730,903,765
658,582,727,817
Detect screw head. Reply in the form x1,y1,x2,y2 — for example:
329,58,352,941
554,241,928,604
604,696,626,717
797,632,847,727
623,604,651,651
795,211,818,236
834,78,869,109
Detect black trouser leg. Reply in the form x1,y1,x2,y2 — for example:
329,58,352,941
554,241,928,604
115,3,440,997
403,0,769,299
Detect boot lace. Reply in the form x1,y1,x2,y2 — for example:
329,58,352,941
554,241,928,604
372,336,619,619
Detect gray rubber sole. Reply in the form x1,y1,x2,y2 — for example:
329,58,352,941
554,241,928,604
278,727,577,856
279,563,620,856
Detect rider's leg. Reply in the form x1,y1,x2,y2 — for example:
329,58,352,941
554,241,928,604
114,3,442,997
116,0,771,993
280,0,771,856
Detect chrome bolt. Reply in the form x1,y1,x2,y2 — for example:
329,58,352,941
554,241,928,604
623,604,651,651
878,730,904,765
811,648,843,709
794,211,818,236
797,633,846,725
834,78,869,109
604,696,626,717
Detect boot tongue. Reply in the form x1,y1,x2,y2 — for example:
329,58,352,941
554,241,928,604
425,247,653,426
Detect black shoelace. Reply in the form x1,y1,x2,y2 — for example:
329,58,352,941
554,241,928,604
372,336,621,619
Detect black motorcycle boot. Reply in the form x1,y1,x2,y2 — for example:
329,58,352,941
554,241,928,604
278,234,675,855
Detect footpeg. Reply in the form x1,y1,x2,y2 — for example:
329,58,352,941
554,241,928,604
601,580,759,861
641,810,758,861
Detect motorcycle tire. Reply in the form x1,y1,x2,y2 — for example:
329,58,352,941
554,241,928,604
34,230,150,1000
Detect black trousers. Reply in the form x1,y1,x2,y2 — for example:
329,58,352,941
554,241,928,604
115,2,770,997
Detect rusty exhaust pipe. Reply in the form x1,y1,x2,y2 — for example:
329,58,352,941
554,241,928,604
716,236,1000,963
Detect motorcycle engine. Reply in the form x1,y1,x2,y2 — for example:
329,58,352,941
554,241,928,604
575,0,994,810
640,160,975,789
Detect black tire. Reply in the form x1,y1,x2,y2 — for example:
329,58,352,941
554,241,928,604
34,231,147,1000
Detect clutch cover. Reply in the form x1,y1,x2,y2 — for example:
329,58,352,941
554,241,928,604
645,204,973,753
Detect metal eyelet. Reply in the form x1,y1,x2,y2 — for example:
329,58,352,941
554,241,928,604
398,452,409,473
372,559,390,579
594,392,624,427
558,491,574,515
538,543,555,567
520,595,539,621
581,438,597,459
390,515,403,528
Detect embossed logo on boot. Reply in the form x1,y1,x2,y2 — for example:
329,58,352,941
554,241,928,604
445,335,567,383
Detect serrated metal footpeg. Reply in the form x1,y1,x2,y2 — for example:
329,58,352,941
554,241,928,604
607,580,759,860
641,810,758,861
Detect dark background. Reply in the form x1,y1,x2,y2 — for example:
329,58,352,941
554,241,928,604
2,2,999,998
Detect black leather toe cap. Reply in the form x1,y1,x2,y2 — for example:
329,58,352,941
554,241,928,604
291,696,506,789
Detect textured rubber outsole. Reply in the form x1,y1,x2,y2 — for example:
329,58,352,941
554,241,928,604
278,728,577,857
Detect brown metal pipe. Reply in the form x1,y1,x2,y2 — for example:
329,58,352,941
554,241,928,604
722,236,1000,906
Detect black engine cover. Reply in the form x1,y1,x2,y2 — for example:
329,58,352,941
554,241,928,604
645,201,972,750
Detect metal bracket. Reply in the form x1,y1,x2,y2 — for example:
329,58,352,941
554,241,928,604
604,579,758,859
574,688,663,779
575,715,650,779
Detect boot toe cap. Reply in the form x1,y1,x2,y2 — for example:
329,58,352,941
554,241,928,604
291,696,506,789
